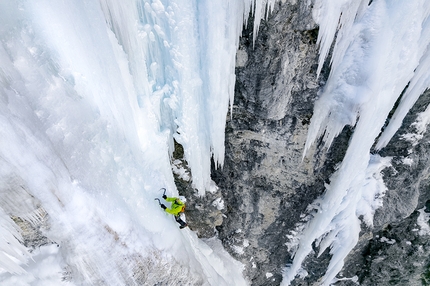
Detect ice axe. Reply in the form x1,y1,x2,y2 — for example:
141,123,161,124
155,188,167,206
155,198,167,211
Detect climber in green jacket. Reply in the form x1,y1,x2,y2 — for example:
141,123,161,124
159,194,188,229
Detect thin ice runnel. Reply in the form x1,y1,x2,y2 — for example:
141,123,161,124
248,0,277,47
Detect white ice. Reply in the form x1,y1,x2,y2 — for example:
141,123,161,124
0,0,277,285
0,244,71,286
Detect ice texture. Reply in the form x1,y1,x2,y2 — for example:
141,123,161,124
0,0,276,284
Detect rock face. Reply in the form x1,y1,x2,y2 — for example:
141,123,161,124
211,2,333,285
207,1,430,286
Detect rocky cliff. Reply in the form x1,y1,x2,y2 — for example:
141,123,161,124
204,1,430,285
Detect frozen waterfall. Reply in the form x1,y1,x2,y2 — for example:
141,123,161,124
1,0,430,285
0,0,271,284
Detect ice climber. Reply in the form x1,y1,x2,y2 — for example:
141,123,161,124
159,194,188,229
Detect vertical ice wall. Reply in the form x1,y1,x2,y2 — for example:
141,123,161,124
98,0,276,194
284,0,430,285
0,0,278,284
0,0,166,283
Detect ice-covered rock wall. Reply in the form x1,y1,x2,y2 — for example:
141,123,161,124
211,0,430,285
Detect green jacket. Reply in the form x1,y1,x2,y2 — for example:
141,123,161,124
164,197,185,216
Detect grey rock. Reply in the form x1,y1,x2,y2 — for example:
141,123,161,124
171,140,224,238
212,2,334,285
11,213,53,251
204,1,430,286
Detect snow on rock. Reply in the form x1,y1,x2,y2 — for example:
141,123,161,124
172,159,191,181
212,198,225,210
400,105,430,148
380,237,396,244
402,157,414,166
232,245,245,255
356,155,392,228
417,208,430,236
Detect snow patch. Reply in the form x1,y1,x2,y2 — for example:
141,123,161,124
212,198,225,210
356,155,392,228
400,106,430,148
380,237,396,244
296,268,308,279
232,245,244,255
417,208,430,236
333,275,359,284
208,180,219,194
172,159,191,181
402,157,414,166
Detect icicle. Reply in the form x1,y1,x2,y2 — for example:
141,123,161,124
20,208,47,226
0,208,29,274
245,0,279,47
